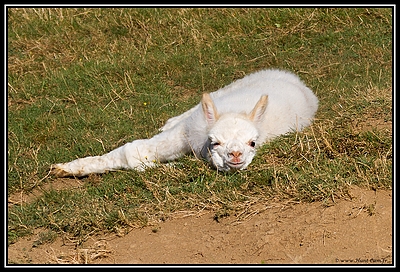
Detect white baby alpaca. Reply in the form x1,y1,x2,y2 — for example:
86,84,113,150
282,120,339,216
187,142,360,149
51,69,318,177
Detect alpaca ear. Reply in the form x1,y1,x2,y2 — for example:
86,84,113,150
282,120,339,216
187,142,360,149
249,95,268,122
201,93,219,125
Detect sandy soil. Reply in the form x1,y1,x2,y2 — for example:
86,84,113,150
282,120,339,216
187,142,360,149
7,186,392,266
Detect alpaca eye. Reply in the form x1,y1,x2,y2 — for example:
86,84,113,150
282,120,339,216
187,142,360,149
212,142,220,148
249,141,256,147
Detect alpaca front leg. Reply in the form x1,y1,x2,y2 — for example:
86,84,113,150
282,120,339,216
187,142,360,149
51,123,189,177
51,139,153,177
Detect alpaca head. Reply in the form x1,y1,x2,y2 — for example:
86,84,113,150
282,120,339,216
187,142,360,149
201,93,268,171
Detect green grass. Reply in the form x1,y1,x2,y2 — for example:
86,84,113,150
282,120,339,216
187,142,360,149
7,7,392,246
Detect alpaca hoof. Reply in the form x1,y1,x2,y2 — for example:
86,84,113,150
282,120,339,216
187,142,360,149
50,164,73,178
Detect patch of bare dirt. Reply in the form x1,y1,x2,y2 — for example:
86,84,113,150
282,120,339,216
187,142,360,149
7,186,392,266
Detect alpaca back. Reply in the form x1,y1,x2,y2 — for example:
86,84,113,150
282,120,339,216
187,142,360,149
208,69,317,119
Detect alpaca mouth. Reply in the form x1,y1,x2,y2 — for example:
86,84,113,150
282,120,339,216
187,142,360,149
226,161,245,169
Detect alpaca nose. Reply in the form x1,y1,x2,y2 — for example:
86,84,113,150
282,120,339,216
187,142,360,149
229,151,242,158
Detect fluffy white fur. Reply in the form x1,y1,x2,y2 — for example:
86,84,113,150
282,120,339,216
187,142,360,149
51,69,318,177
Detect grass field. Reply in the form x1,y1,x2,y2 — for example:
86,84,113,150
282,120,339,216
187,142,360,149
7,7,392,245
